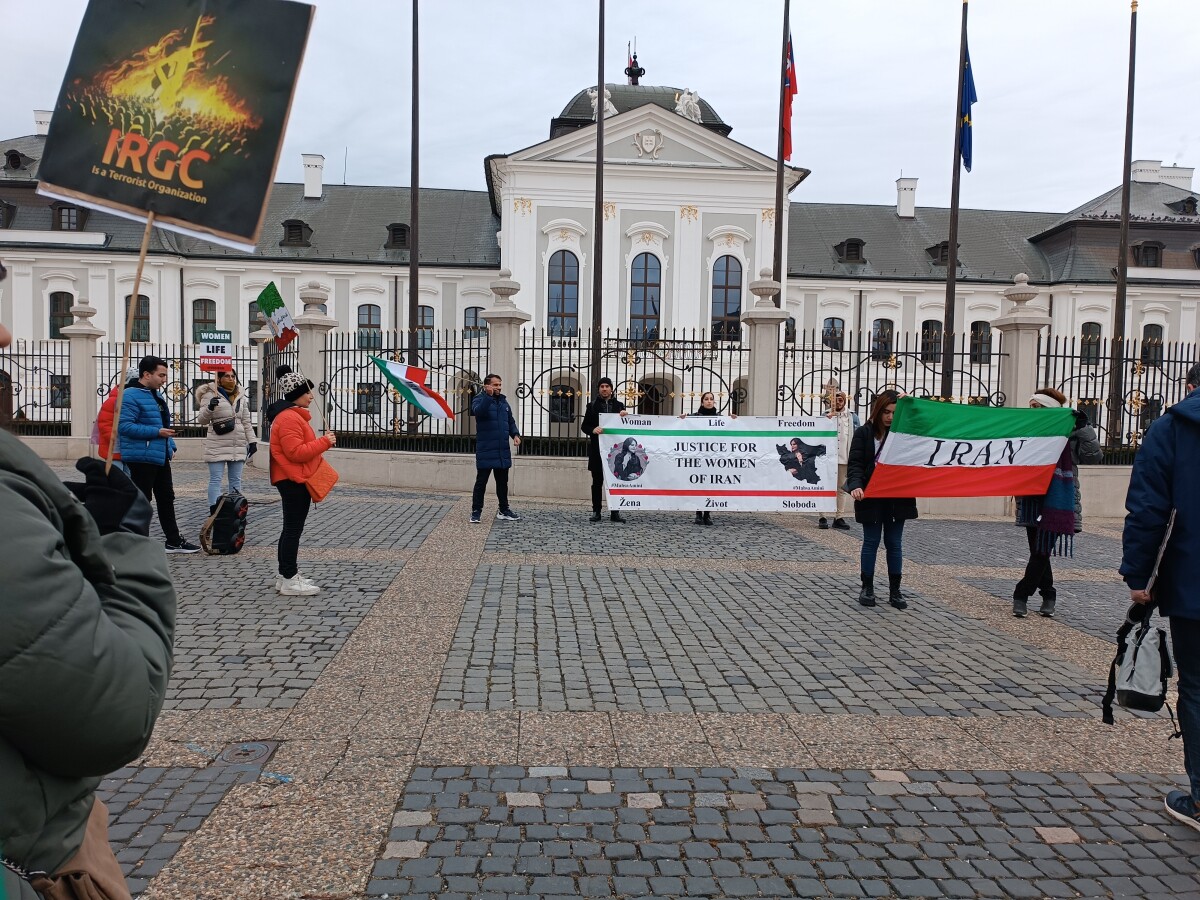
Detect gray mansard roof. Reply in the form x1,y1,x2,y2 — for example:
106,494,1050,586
554,85,731,136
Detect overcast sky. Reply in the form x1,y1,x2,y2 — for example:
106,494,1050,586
4,0,1198,213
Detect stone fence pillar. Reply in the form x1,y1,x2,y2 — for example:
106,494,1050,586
60,296,104,440
992,273,1051,409
293,281,338,433
741,269,789,416
480,269,530,398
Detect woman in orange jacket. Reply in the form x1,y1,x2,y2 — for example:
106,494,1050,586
269,372,336,596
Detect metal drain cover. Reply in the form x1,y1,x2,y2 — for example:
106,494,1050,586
216,741,277,767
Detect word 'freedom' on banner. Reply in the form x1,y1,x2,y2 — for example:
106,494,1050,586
36,0,313,251
598,414,838,513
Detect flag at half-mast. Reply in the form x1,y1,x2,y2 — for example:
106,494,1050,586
960,43,978,172
256,282,298,350
864,398,1074,499
783,33,798,160
370,356,455,420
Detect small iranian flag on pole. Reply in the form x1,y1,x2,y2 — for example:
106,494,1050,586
370,356,455,420
865,397,1075,498
256,282,298,350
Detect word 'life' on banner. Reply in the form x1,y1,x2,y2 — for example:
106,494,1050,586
36,0,313,251
598,414,838,513
197,330,232,372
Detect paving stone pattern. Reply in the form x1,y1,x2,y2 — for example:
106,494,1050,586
865,519,1124,572
97,747,273,897
367,765,1200,899
483,509,847,562
162,556,404,709
964,578,1138,645
437,566,1103,716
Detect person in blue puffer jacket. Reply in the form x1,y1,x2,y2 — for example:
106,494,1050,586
118,354,199,553
469,373,522,524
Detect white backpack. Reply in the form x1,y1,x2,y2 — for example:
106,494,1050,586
1102,604,1176,733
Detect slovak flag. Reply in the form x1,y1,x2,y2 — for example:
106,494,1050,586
783,34,798,161
627,42,634,84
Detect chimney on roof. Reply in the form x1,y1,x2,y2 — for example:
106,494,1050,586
1131,160,1162,184
302,153,324,199
34,110,51,136
896,177,917,219
1162,164,1195,192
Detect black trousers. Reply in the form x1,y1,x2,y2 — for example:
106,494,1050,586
1015,525,1055,599
276,479,312,579
126,461,182,545
472,467,510,514
590,468,605,513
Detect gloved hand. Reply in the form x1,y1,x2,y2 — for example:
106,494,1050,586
208,396,221,410
247,442,257,458
64,458,152,536
1071,409,1090,430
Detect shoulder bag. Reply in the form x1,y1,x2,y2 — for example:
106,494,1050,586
306,457,339,502
3,798,132,900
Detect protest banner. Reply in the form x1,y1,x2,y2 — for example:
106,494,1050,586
197,330,233,373
599,414,838,513
37,0,313,251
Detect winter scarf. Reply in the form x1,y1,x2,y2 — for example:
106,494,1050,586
1016,442,1076,556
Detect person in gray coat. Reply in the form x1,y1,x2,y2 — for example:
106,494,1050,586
1012,387,1102,618
196,369,257,511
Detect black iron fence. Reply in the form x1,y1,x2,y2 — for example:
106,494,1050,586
1039,335,1198,460
0,339,72,435
96,342,263,436
319,329,488,452
777,328,1007,420
516,328,750,457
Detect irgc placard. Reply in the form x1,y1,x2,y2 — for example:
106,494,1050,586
36,0,313,251
599,414,838,513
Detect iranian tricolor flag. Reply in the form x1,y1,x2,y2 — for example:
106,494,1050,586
865,397,1075,498
370,356,455,419
257,282,298,350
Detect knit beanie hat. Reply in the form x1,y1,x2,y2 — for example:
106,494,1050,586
598,377,614,388
275,364,293,379
125,365,140,383
278,371,314,402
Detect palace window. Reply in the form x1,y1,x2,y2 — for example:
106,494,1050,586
1080,321,1102,366
386,223,410,249
52,203,86,231
356,382,382,415
927,241,956,265
48,292,73,339
358,303,382,350
548,249,579,337
920,319,943,363
417,304,434,349
125,294,150,342
710,255,742,342
1132,242,1163,267
784,317,797,345
0,200,14,228
280,219,312,247
548,383,577,424
821,317,844,350
630,252,661,340
248,301,261,339
834,238,866,263
464,306,487,340
871,318,894,361
192,298,216,343
1141,323,1163,367
969,320,992,364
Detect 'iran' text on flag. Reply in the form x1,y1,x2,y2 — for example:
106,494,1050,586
864,397,1075,498
370,356,455,420
256,282,298,350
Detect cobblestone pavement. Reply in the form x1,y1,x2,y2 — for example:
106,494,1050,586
963,577,1137,646
36,461,1195,898
366,765,1200,899
437,567,1102,717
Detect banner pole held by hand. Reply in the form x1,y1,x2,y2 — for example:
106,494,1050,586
105,211,156,475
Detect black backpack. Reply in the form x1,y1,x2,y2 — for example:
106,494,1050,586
200,492,248,555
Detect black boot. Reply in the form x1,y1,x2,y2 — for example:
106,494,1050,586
610,511,626,523
1039,591,1057,617
695,512,704,525
818,517,829,529
589,510,603,522
1013,592,1029,618
858,573,876,607
702,511,713,526
888,574,907,609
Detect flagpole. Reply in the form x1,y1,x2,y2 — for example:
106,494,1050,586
408,0,420,435
1106,0,1137,447
588,0,605,387
939,0,970,402
771,0,791,307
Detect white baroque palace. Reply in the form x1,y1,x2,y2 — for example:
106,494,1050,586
2,83,1199,349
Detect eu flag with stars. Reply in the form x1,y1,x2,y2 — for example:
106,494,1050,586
960,45,978,172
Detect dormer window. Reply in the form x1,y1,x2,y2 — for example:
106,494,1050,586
926,241,958,266
1167,196,1198,216
0,200,13,229
4,150,22,171
1192,245,1200,269
1132,241,1163,268
385,223,410,249
834,238,866,263
50,202,86,232
280,219,312,247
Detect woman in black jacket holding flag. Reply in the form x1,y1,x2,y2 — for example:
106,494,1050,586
845,391,915,609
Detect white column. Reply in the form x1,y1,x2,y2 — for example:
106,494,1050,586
293,281,337,433
992,274,1051,409
59,296,105,440
742,269,789,416
480,270,531,396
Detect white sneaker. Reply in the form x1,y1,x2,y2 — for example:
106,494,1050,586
275,573,318,592
277,574,319,596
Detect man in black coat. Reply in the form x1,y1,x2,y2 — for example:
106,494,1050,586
580,377,628,522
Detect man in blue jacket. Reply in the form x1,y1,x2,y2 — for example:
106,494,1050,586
1121,362,1200,831
119,354,199,552
470,373,521,524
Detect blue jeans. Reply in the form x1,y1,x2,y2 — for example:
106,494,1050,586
207,460,245,507
860,519,905,577
1171,617,1200,804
